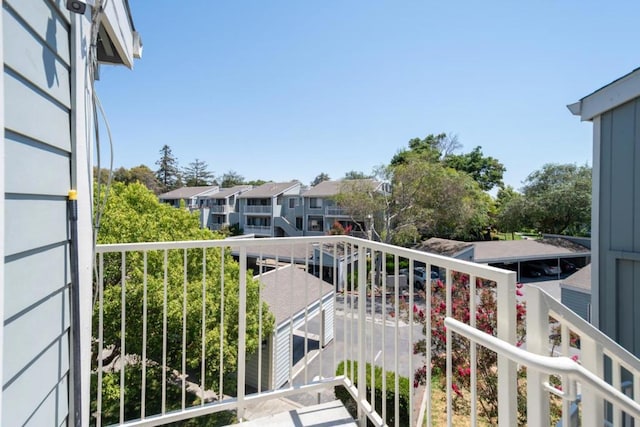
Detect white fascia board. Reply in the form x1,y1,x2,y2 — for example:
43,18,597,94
590,116,601,328
101,0,137,68
0,5,5,423
568,69,640,121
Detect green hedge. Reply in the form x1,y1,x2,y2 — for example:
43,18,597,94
335,360,410,426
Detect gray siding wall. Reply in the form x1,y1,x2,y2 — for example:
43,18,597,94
274,323,291,389
3,0,72,425
561,288,590,322
245,337,273,391
598,97,640,357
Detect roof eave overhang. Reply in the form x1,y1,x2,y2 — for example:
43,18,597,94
568,68,640,121
97,0,142,69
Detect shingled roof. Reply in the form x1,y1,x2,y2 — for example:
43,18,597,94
413,238,474,257
473,238,589,263
303,179,380,197
158,185,218,199
238,181,300,198
256,265,333,325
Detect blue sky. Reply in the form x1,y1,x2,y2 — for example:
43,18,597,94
96,1,640,191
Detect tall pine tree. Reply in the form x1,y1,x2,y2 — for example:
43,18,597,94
155,145,181,192
183,158,214,186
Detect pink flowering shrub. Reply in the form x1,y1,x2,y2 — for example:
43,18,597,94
411,272,527,423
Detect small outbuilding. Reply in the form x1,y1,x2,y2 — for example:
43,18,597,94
246,265,334,391
560,264,592,321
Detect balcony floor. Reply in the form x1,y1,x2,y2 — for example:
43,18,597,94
232,400,356,426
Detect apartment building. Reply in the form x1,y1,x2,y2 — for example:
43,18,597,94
200,185,252,231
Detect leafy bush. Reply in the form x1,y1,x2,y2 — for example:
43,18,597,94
335,360,410,426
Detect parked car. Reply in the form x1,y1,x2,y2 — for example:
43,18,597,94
561,259,577,273
412,267,439,290
527,261,561,276
521,264,543,278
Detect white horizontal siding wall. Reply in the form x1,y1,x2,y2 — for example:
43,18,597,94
274,322,292,389
322,294,334,345
245,337,273,391
561,288,591,321
2,0,72,425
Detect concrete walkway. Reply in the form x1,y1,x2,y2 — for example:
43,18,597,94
233,400,357,426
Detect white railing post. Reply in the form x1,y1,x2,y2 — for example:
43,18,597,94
525,286,551,425
237,246,247,421
357,243,367,427
496,271,517,426
580,336,604,424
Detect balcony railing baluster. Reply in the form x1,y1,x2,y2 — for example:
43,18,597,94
120,252,127,425
200,247,207,407
469,273,477,427
141,251,148,419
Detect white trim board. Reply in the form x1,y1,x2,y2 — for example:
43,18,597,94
568,68,640,121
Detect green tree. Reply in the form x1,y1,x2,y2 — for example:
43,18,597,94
183,158,215,186
155,145,181,191
93,182,274,424
343,170,371,180
389,133,460,166
521,163,591,235
245,179,267,186
219,170,245,187
93,166,111,186
336,162,490,244
113,164,163,194
444,146,505,191
390,160,490,243
311,172,331,186
494,186,527,239
335,179,386,240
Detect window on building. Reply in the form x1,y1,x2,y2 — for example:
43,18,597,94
310,198,322,209
247,217,271,227
289,198,298,209
308,216,324,231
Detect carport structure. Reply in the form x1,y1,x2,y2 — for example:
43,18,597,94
415,237,591,282
474,238,591,281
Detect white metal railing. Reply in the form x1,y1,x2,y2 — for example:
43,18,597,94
446,317,640,421
325,206,348,216
525,286,640,426
243,205,272,214
95,236,621,426
243,225,271,235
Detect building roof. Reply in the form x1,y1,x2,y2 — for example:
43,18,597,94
414,238,474,257
568,67,640,121
203,185,252,199
158,186,218,200
243,242,315,262
560,263,592,293
257,265,334,325
303,179,380,197
473,238,590,263
238,181,300,198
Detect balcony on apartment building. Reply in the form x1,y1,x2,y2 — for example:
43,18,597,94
209,205,230,214
244,205,273,214
92,236,640,426
325,206,348,216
